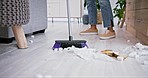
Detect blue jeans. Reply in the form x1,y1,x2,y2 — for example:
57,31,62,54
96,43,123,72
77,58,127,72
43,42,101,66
87,0,114,28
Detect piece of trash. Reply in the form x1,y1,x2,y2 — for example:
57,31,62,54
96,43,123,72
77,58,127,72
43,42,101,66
73,48,96,60
134,43,148,50
58,48,63,51
128,52,138,58
117,56,124,61
94,53,116,62
29,40,33,43
53,48,58,51
31,35,35,38
127,43,148,59
127,40,130,43
138,51,148,56
135,55,140,59
101,50,119,58
63,48,70,51
64,46,97,60
101,50,128,61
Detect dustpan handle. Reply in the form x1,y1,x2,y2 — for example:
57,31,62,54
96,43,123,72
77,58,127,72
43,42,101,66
66,0,73,41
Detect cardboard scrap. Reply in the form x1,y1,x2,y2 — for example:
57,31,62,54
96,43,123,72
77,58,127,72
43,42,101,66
101,50,128,61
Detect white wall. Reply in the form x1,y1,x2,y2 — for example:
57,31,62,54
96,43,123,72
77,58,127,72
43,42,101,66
47,0,118,22
110,0,117,9
110,0,118,24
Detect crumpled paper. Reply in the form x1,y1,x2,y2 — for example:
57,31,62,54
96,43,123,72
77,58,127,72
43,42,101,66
63,46,120,61
134,43,148,50
126,43,148,58
64,46,97,60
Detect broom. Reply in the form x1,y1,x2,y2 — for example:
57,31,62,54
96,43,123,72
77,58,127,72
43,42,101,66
52,0,88,50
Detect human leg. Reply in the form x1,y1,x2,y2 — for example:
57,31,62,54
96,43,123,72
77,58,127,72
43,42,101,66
98,0,114,28
98,0,116,39
80,0,98,35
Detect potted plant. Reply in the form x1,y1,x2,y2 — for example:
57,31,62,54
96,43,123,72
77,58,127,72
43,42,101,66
113,0,126,26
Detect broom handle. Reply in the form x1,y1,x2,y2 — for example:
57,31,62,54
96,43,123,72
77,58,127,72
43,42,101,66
66,0,73,41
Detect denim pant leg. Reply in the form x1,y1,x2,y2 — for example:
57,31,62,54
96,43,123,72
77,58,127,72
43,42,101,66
87,0,97,25
98,0,114,28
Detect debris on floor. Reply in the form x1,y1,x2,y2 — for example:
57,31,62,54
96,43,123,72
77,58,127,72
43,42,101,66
123,43,148,72
64,46,97,60
54,43,148,62
62,46,127,61
101,50,128,61
124,43,148,58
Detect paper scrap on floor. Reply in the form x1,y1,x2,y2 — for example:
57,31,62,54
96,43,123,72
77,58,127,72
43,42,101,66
61,43,148,62
64,46,123,61
124,43,148,58
124,43,148,72
101,49,128,61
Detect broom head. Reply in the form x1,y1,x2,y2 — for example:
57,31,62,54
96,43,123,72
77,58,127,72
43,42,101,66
52,40,88,50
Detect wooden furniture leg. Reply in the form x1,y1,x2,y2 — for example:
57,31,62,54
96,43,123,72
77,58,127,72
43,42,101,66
120,12,126,28
117,20,121,25
120,6,126,28
12,25,28,49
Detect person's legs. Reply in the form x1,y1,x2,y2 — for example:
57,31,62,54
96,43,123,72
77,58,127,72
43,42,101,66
98,0,116,39
80,0,98,35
